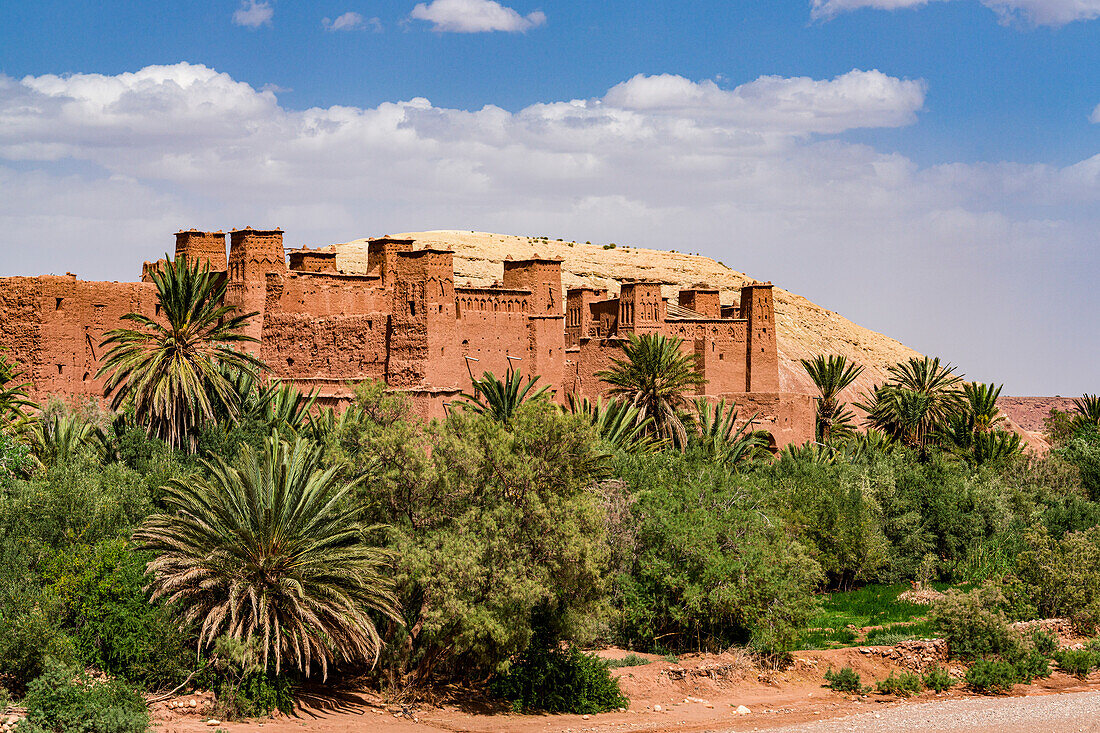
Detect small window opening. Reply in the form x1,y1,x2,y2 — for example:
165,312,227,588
57,364,64,375
55,298,64,310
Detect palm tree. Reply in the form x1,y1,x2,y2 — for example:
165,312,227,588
800,355,864,443
97,257,266,451
0,350,34,428
595,333,706,444
134,432,398,679
28,412,104,466
962,382,1005,433
858,356,964,453
566,393,658,453
1074,394,1100,428
459,366,549,424
686,397,766,466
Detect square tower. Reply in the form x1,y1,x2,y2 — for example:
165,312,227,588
678,285,720,318
502,255,563,315
174,230,228,272
225,227,286,347
740,282,779,392
618,281,664,335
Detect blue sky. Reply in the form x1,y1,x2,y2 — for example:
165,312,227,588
0,0,1097,393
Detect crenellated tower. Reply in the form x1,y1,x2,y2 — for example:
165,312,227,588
226,227,286,349
174,230,228,272
741,282,779,392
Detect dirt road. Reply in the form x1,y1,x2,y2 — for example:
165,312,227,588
765,690,1100,732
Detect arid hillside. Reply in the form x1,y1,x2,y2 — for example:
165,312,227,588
334,230,921,397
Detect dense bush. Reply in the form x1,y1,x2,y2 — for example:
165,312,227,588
1008,526,1100,632
492,643,627,714
1058,428,1100,501
613,452,822,654
922,664,953,692
333,388,613,685
931,584,1015,660
875,670,921,697
493,612,627,714
760,458,890,588
965,659,1017,694
43,539,194,687
1053,649,1096,678
205,636,296,719
823,667,869,694
21,659,148,733
0,459,186,687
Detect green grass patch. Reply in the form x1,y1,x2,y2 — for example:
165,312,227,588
606,653,650,669
864,620,938,645
795,584,950,650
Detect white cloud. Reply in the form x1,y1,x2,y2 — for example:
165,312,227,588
1091,102,1100,123
603,70,927,134
323,11,381,31
410,0,546,32
233,0,274,28
0,63,1097,393
811,0,1100,25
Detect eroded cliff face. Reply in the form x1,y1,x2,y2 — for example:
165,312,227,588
334,230,922,399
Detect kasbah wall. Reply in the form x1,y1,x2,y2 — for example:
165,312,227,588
0,228,815,448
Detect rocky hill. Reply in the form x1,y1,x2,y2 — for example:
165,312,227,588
333,230,920,398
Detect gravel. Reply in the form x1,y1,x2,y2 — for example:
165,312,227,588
760,691,1100,733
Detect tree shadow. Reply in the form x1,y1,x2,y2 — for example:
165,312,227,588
292,683,375,718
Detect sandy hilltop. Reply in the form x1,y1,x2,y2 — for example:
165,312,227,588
333,230,921,399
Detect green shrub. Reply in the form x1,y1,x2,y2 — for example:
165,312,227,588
1053,649,1096,678
931,583,1015,660
0,588,75,686
1003,645,1050,682
44,539,194,687
965,659,1017,694
1010,525,1100,633
613,452,822,655
1031,629,1059,657
922,664,953,692
207,637,295,720
21,659,148,733
606,653,649,669
493,642,628,714
1058,428,1100,501
823,666,869,694
875,670,921,697
212,673,295,719
342,396,612,684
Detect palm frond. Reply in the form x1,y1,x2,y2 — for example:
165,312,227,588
97,256,267,451
565,393,660,453
134,432,399,679
595,333,705,445
459,367,549,424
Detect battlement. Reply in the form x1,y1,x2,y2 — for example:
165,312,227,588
288,245,337,273
175,229,228,272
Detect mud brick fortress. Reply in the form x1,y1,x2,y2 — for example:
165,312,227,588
0,228,814,447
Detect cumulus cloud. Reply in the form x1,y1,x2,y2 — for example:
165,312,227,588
603,70,926,134
233,0,274,28
323,11,381,31
410,0,546,32
811,0,1100,25
0,63,1097,393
